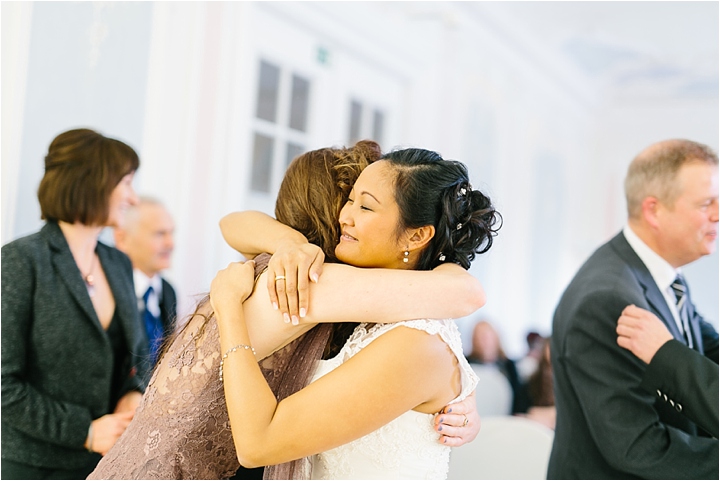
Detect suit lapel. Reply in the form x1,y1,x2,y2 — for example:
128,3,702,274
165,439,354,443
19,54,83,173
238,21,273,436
684,289,704,354
610,233,685,342
44,223,101,329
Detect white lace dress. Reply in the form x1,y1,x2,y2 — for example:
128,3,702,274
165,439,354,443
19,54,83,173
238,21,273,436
309,319,478,480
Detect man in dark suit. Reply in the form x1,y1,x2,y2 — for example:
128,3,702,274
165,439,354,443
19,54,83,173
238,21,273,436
548,139,719,479
114,197,177,370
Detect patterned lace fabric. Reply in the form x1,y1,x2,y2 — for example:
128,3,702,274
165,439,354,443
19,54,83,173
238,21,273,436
309,319,478,480
88,256,297,480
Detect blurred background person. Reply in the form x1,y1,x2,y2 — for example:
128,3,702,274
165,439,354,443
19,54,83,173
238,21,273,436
521,338,556,430
467,320,531,414
114,196,177,371
1,128,149,479
516,330,546,381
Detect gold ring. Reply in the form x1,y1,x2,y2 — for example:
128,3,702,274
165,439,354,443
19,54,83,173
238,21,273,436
462,414,469,427
275,275,286,282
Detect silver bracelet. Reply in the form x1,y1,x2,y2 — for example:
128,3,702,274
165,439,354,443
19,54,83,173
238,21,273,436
219,344,256,381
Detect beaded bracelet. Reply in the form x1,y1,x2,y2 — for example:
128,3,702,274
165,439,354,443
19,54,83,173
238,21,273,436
219,344,256,381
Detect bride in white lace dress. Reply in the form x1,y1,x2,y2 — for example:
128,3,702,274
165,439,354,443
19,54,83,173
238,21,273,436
214,148,500,479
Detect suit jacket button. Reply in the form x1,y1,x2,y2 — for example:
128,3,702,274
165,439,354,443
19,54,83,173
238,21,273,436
663,394,668,402
656,390,662,397
669,399,675,407
676,403,683,412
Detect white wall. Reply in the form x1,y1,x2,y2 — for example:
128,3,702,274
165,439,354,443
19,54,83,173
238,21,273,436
2,1,717,357
3,2,154,242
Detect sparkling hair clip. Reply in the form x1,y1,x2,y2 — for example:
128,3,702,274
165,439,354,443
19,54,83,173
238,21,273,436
457,223,463,230
438,253,446,261
460,182,472,196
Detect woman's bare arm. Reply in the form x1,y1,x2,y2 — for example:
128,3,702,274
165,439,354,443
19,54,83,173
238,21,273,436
211,261,459,468
220,211,312,260
251,265,484,326
220,211,485,324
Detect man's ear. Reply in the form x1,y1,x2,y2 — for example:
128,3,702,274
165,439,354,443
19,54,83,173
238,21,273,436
407,225,436,252
640,196,661,229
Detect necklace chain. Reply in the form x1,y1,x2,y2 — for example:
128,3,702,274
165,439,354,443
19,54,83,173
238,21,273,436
83,254,97,297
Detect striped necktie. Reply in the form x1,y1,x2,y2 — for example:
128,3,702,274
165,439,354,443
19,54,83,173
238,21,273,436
670,275,694,348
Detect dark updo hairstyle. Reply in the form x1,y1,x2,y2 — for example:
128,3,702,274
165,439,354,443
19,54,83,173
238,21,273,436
38,128,140,226
381,148,501,270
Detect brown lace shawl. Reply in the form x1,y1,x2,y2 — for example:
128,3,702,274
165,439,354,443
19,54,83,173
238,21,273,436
87,254,334,479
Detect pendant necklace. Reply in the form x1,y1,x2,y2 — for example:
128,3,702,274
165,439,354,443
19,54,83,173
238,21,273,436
83,254,97,298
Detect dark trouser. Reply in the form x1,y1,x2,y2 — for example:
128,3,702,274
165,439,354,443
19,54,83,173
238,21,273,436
1,455,101,480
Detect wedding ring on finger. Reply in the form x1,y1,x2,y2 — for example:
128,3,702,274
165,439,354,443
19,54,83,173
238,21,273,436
462,414,469,427
275,275,286,282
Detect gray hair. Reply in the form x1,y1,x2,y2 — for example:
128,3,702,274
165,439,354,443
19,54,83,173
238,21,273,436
122,195,166,230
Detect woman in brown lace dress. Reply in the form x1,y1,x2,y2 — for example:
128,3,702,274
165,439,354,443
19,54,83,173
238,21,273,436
88,141,483,480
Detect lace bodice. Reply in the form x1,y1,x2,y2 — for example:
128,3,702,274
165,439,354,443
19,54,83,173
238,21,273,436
310,320,478,480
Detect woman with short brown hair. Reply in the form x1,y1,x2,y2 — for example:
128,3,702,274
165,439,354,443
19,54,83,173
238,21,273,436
2,128,149,479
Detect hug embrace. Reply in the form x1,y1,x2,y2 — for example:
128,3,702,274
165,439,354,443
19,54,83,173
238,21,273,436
91,142,500,479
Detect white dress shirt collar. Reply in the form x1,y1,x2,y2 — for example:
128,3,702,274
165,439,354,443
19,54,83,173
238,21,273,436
623,225,685,335
133,270,163,319
133,270,163,300
622,225,681,292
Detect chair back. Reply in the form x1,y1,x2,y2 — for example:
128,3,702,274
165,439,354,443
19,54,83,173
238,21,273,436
471,364,513,416
448,415,554,480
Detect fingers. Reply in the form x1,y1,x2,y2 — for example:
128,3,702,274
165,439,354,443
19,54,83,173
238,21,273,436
434,412,475,445
441,395,472,415
309,255,323,284
269,247,323,324
267,268,280,312
434,412,467,428
616,321,634,337
284,265,300,325
211,261,256,312
616,334,632,350
296,260,310,322
438,434,466,447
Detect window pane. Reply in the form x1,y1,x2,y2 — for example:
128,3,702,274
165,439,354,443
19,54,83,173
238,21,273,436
251,133,274,192
285,142,305,167
289,75,310,132
256,61,280,122
348,100,362,144
372,109,385,145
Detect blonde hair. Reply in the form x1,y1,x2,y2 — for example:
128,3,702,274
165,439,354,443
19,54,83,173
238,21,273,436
625,139,717,219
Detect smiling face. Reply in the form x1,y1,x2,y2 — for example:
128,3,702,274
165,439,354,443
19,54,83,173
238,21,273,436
106,172,139,228
335,161,409,269
656,162,719,267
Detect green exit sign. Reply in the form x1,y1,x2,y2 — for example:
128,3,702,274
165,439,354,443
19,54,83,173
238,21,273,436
317,46,330,65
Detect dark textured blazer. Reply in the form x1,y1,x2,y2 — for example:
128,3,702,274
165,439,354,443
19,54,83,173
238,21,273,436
548,232,719,479
642,339,719,438
1,221,149,470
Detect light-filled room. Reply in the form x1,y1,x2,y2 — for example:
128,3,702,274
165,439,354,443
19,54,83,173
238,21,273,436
2,2,717,479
